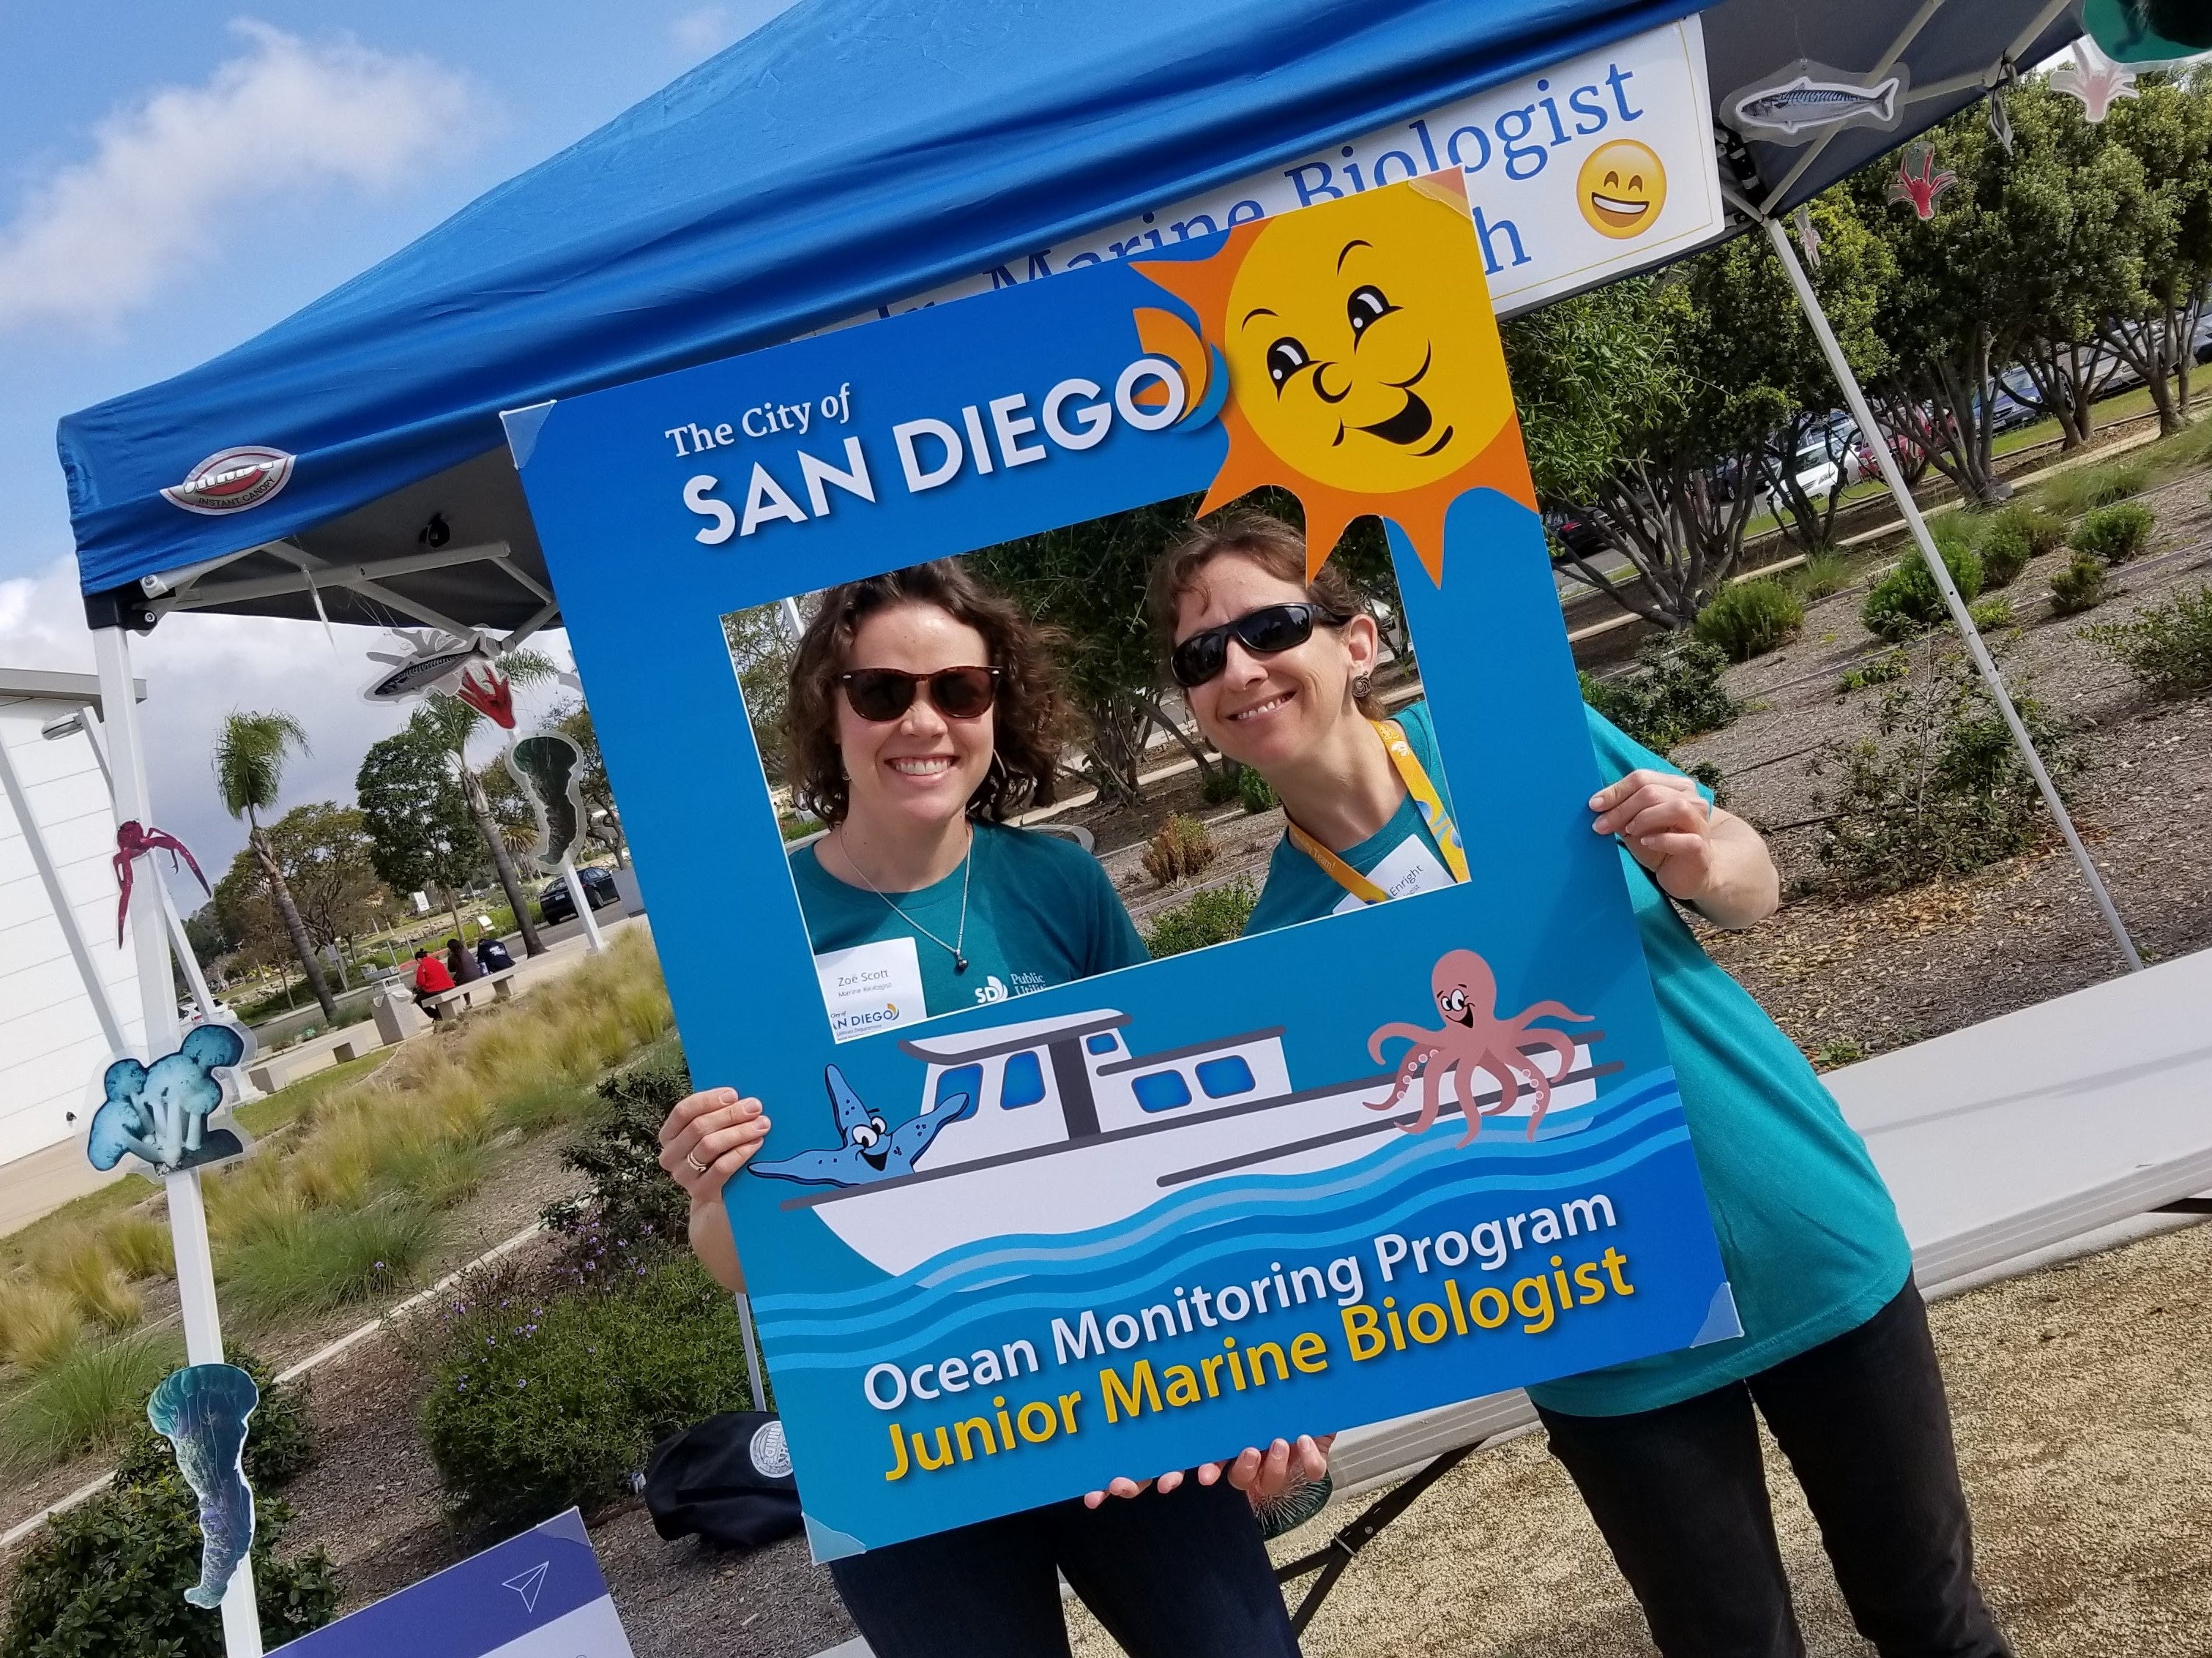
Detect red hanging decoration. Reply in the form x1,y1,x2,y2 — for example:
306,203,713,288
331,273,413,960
114,821,209,946
1886,141,1956,222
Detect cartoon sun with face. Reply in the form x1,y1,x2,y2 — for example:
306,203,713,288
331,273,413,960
1133,173,1536,584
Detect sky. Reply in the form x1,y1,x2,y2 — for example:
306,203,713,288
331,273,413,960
0,1,797,884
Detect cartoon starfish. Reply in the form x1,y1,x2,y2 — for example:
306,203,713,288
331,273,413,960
751,1066,975,1187
1886,141,1956,222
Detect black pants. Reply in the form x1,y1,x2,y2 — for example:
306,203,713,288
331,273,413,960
1538,1280,2010,1658
830,1476,1299,1658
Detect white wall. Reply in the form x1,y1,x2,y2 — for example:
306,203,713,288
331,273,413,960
0,694,149,1166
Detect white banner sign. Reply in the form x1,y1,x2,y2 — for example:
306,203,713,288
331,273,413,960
854,15,1721,327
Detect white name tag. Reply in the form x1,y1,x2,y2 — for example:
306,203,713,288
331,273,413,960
816,937,927,1042
1331,834,1456,915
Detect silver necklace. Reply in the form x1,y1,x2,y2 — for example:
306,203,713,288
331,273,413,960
838,824,973,974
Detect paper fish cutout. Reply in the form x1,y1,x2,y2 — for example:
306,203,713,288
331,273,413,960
1730,64,1904,143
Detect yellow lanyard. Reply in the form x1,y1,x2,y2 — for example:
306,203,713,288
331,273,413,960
1284,719,1470,905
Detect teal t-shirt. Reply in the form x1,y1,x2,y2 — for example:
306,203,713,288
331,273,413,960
1242,701,1913,1416
791,821,1148,1017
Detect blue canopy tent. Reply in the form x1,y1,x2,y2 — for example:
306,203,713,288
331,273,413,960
55,3,2135,1646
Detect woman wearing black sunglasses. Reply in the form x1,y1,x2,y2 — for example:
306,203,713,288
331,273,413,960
658,559,1315,1658
1149,512,2007,1658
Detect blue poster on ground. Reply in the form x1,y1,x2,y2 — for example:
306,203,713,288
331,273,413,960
269,1509,631,1657
509,174,1735,1553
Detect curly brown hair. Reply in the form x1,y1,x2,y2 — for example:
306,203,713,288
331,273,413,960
1146,509,1386,720
786,560,1072,826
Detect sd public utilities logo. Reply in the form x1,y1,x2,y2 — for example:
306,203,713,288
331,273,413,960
161,446,295,515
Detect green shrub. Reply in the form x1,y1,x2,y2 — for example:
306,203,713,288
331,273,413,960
2086,583,2212,698
1695,579,1805,662
1790,550,1853,600
2070,501,2155,564
1861,544,1984,641
0,1331,182,1472
1141,814,1218,885
1144,881,1259,958
1237,764,1278,814
1978,505,2064,588
541,1043,693,1268
1838,648,1911,695
419,1257,755,1535
108,1351,313,1493
2041,456,2148,519
1579,638,1738,753
2049,553,2109,616
0,1473,338,1657
1811,1039,1869,1072
218,1199,439,1321
1199,764,1243,806
1967,595,2017,633
1683,760,1727,804
1811,646,2074,892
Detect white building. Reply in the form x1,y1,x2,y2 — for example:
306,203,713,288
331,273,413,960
0,668,150,1169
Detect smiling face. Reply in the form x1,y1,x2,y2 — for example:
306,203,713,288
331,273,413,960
1576,140,1667,239
835,602,997,845
1173,553,1379,772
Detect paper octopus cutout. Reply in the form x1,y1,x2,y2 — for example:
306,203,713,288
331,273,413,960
113,821,208,946
1365,949,1594,1143
1886,141,1957,221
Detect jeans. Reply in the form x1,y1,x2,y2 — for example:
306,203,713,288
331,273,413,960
1538,1279,2010,1658
829,1476,1299,1658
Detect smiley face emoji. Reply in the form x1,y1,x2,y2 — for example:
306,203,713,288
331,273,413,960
1577,140,1667,239
1214,184,1516,498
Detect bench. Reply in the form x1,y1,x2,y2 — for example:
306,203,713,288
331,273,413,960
420,967,518,1016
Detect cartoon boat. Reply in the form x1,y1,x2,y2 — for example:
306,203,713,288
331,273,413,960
772,1007,1614,1277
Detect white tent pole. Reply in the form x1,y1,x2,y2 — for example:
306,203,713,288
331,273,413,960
89,627,265,1658
78,709,218,1021
0,731,127,1052
559,853,606,954
734,1291,767,1413
1762,217,2143,973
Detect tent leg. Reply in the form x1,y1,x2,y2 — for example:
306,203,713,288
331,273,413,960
1762,218,2143,974
90,627,265,1658
560,854,606,954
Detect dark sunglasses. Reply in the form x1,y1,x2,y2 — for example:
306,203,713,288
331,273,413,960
1170,602,1351,689
838,665,1002,722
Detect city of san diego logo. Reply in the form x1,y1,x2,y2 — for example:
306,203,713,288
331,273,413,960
161,446,295,515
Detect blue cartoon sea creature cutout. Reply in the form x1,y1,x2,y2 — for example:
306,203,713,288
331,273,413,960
87,1025,250,1175
147,1363,258,1608
751,1065,975,1187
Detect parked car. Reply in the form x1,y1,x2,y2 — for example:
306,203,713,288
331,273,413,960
179,998,236,1027
538,865,620,925
1759,438,1842,514
1543,507,1609,561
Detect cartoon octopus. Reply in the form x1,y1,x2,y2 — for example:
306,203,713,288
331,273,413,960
1366,949,1594,1143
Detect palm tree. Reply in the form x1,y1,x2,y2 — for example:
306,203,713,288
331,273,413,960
213,711,339,1023
411,649,556,957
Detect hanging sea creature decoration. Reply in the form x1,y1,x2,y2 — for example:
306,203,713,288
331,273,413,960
1887,141,1957,220
146,1364,259,1608
2049,40,2139,124
1988,84,2016,155
1793,204,1823,269
455,656,516,730
504,732,586,872
1728,61,1906,143
86,1023,253,1176
362,627,499,703
113,821,209,946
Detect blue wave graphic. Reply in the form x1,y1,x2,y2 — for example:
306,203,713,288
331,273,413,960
757,1069,1691,1367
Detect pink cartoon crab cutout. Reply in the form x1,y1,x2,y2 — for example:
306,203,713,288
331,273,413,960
1366,949,1595,1143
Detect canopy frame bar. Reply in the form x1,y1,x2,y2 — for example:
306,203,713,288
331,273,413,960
151,539,514,616
1757,0,1951,214
1760,214,2142,971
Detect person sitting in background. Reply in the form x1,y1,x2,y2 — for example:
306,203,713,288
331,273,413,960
412,946,454,1019
447,936,483,985
475,935,514,974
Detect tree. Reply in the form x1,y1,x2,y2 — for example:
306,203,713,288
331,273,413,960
723,604,800,785
412,649,557,955
2101,71,2212,430
212,711,338,1023
357,724,485,938
209,805,385,987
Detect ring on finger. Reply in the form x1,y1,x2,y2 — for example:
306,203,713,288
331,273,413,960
684,1150,710,1176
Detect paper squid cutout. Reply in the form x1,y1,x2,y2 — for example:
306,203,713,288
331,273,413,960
113,821,208,946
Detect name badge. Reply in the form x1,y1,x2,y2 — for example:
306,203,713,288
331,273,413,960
816,937,927,1042
1330,834,1456,915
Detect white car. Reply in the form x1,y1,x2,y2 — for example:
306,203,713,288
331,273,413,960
1761,441,1842,512
179,998,236,1027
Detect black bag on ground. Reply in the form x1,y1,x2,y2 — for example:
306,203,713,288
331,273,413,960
644,1411,802,1548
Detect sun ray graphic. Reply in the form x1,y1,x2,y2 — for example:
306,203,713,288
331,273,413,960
1133,172,1537,586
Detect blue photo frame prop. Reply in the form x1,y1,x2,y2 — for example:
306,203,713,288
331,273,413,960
511,176,1733,1555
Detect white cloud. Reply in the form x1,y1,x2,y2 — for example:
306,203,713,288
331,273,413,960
671,7,737,54
1,553,573,890
0,20,478,334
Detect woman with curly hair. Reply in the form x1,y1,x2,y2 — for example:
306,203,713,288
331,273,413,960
658,558,1320,1658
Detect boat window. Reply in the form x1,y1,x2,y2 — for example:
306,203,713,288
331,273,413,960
936,1064,983,1114
1132,1070,1192,1113
1001,1051,1046,1109
1086,1033,1121,1056
1196,1056,1256,1099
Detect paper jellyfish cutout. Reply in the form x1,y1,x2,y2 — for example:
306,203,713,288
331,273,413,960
87,1023,253,1176
1727,61,1906,143
147,1364,258,1608
1887,141,1957,220
504,733,586,873
2049,40,2139,124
